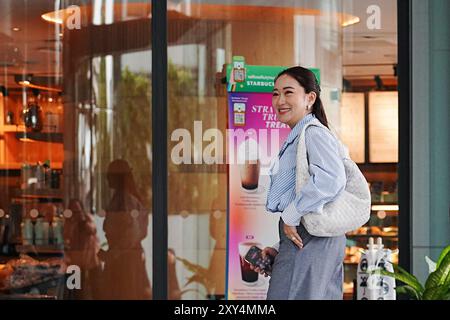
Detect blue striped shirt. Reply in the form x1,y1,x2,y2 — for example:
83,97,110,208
266,113,346,227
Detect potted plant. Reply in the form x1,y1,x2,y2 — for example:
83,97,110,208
372,245,450,300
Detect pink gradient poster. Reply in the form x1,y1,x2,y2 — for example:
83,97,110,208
226,92,290,300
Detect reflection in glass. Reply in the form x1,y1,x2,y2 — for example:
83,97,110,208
167,0,397,301
0,0,152,300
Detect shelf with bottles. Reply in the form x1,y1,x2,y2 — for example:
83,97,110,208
15,244,64,255
19,209,65,255
0,124,26,133
0,136,63,170
14,189,63,201
0,90,64,169
369,179,397,202
14,161,62,198
14,132,63,144
0,202,66,257
1,90,63,131
1,121,63,143
0,162,63,171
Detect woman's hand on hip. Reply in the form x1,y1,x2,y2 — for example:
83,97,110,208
283,222,303,249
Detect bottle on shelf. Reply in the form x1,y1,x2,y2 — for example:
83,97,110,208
34,217,49,246
21,218,34,246
51,215,64,246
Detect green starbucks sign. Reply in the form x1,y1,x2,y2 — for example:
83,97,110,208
226,56,320,93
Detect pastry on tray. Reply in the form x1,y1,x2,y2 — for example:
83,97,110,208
0,254,65,291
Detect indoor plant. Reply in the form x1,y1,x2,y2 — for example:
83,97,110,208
373,245,450,300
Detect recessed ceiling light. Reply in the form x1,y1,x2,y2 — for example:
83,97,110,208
342,17,360,27
12,27,21,32
41,12,63,24
59,33,63,37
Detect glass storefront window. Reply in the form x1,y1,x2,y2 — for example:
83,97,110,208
0,0,407,301
167,0,398,300
0,0,152,299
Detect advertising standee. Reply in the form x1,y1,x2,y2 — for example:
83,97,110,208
226,56,320,300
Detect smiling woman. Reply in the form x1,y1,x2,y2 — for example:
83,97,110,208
167,0,353,301
0,0,427,303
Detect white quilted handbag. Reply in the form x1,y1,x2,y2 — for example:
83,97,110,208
296,119,371,237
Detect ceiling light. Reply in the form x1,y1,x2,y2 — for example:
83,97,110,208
41,12,64,24
371,205,399,211
342,16,360,27
18,81,61,93
12,27,21,32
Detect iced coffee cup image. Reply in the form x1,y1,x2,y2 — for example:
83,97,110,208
238,138,260,192
238,241,262,285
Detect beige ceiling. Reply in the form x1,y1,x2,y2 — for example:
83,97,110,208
0,0,397,89
343,0,397,80
0,0,61,89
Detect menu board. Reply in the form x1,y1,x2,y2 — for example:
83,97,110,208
341,92,365,163
368,92,398,163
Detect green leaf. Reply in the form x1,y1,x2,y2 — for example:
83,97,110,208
423,286,438,300
443,291,450,300
436,245,450,269
437,280,450,300
391,264,425,292
423,281,450,300
425,253,450,290
396,285,420,300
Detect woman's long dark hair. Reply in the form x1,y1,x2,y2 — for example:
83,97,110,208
275,66,329,129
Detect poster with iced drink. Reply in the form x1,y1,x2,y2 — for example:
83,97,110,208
226,57,290,300
225,57,320,300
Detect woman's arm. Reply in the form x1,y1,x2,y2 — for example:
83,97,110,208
281,126,346,227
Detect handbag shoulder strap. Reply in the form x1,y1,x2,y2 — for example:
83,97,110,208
296,118,349,192
299,118,349,159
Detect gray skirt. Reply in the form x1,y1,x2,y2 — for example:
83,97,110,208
267,218,346,300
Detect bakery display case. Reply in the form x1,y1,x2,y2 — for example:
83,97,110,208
341,90,399,299
343,165,399,299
